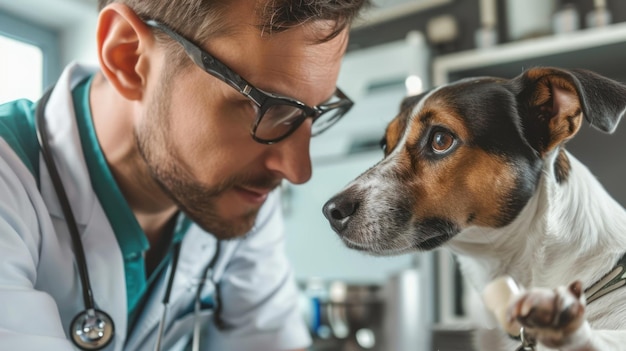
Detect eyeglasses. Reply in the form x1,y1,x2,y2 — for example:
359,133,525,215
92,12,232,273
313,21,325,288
145,19,354,144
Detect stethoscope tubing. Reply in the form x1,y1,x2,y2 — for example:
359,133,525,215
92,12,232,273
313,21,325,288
37,89,116,350
36,89,97,311
154,242,182,351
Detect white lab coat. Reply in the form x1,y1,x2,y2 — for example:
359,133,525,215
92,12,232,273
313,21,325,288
0,63,311,351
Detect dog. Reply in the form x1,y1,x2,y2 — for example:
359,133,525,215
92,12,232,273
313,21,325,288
323,67,626,351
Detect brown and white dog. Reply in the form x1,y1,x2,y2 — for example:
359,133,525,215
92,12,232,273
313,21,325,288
323,67,626,351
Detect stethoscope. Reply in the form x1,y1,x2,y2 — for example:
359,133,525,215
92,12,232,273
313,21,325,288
36,88,222,350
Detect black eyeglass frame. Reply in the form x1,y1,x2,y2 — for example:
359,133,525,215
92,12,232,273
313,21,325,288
144,19,354,144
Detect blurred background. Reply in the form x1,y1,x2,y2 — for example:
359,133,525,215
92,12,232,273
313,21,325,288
2,0,626,350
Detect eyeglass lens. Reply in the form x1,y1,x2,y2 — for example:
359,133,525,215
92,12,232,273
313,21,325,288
311,108,344,136
255,105,308,141
254,96,348,142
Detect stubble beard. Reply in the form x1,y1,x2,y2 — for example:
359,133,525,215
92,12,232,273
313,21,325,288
134,69,263,240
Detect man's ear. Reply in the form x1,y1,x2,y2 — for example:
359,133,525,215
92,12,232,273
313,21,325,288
512,67,626,156
97,3,155,101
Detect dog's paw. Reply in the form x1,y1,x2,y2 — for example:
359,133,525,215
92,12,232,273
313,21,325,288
508,281,586,348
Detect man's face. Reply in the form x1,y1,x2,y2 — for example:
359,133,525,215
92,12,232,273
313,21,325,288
136,11,348,239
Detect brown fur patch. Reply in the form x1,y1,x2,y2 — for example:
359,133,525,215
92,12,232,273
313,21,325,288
526,67,557,80
386,98,520,229
554,148,571,184
384,115,405,155
407,146,518,228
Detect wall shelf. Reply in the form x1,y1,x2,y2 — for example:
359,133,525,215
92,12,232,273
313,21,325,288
433,21,626,85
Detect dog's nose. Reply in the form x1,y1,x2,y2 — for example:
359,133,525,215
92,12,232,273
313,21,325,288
323,195,359,233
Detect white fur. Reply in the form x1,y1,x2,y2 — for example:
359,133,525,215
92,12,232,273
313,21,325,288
448,149,626,350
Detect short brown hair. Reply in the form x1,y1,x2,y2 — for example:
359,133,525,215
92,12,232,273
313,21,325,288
98,0,370,44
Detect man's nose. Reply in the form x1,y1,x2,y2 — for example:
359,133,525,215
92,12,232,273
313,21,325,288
265,121,313,185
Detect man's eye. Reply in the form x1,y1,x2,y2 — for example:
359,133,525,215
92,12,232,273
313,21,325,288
430,131,455,153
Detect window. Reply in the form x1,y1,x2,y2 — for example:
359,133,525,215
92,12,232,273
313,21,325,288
0,35,43,103
0,11,60,104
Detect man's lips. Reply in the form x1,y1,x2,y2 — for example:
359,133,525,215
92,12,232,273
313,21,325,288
234,186,271,204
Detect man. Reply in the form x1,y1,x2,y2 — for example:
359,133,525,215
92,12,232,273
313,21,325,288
0,0,369,350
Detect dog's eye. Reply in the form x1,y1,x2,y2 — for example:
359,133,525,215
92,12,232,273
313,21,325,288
431,131,455,153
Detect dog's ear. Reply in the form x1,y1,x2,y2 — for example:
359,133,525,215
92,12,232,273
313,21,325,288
565,68,626,133
513,67,626,155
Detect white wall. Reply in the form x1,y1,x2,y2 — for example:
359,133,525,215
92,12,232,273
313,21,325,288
60,16,99,66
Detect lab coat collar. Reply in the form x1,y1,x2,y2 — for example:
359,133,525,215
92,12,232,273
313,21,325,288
40,62,98,223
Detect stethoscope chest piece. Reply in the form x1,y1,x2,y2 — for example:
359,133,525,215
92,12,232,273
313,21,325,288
70,308,115,350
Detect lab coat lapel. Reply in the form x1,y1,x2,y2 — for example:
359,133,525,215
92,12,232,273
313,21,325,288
123,263,168,350
41,63,97,222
